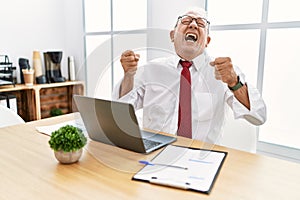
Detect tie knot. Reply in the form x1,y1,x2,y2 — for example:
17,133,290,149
180,60,192,68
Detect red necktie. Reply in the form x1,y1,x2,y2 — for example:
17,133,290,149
177,60,192,138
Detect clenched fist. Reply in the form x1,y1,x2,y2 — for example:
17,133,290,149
210,57,238,87
120,50,140,76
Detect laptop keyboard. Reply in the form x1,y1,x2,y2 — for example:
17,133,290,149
143,139,162,150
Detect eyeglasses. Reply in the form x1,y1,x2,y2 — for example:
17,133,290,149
177,15,210,28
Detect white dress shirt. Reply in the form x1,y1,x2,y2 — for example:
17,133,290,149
112,51,266,143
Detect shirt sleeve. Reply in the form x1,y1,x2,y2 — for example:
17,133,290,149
111,78,144,110
226,68,267,126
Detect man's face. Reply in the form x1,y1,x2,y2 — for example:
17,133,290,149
170,11,211,61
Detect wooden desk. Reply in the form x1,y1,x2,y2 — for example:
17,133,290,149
0,114,299,199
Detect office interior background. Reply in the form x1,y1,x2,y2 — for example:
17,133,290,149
1,0,299,163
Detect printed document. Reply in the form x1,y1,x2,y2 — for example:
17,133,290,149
133,145,227,194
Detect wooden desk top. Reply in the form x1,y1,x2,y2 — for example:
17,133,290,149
0,113,299,199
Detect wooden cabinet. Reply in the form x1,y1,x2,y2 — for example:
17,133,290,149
0,81,84,122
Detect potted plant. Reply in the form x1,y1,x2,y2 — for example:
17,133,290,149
50,108,63,117
48,125,87,164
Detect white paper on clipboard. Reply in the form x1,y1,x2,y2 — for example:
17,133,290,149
132,145,227,194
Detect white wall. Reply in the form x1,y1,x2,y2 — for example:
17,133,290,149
0,0,84,83
63,0,85,81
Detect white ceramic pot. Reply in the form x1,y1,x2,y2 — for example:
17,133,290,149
54,149,83,164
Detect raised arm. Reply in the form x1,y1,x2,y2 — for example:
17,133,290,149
210,57,250,110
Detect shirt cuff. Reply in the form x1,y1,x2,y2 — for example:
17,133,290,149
230,83,266,125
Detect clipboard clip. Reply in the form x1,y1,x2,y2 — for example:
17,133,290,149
150,177,190,190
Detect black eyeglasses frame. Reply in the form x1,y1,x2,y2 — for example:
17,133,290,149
177,15,210,29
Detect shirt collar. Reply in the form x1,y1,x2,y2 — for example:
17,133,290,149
173,50,208,71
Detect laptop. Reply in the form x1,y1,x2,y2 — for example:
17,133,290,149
73,95,176,154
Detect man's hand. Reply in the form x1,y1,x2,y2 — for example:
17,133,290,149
210,57,238,87
119,50,140,97
120,50,140,76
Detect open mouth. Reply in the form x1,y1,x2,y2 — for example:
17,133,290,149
185,33,198,42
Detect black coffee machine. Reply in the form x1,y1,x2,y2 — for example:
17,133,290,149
44,51,66,83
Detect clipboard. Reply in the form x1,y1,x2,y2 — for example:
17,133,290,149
132,145,227,194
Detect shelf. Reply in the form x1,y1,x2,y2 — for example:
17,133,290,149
0,81,84,121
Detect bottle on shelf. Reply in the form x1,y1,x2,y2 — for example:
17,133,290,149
33,51,46,84
68,56,76,81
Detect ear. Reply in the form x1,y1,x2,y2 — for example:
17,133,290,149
170,30,175,42
205,36,211,47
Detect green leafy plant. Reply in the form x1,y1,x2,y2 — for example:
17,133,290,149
48,125,87,152
50,108,63,117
